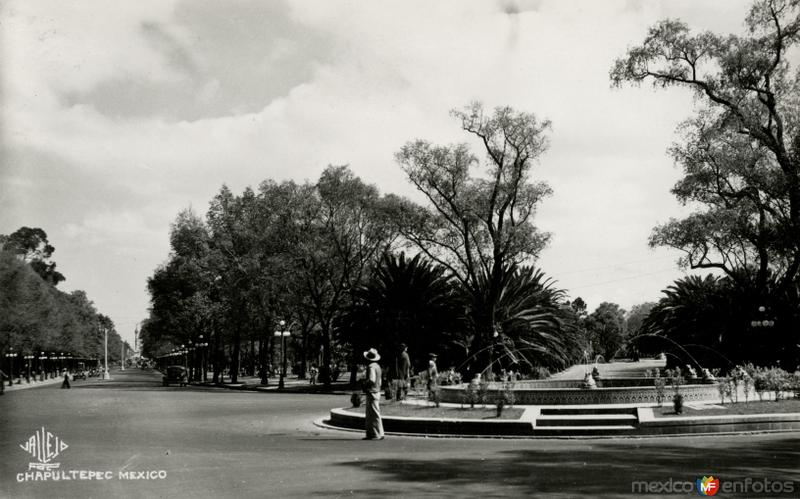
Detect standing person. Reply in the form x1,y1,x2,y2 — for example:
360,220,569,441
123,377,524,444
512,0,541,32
397,344,411,400
426,353,438,397
0,368,6,395
61,370,71,389
362,348,384,440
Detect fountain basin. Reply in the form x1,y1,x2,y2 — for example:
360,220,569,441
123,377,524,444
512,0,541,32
439,379,720,405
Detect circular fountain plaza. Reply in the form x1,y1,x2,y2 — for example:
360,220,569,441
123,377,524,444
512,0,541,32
439,359,716,406
322,358,800,438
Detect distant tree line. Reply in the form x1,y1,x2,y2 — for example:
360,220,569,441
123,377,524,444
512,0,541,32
0,227,128,370
142,104,590,386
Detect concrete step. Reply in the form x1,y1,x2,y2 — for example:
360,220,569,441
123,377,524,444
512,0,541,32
533,425,638,436
540,407,637,416
536,414,637,427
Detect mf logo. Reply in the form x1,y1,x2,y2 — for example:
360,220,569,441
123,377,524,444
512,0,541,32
696,476,720,496
19,427,68,470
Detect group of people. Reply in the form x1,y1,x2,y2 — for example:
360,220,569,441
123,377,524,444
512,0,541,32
360,344,441,441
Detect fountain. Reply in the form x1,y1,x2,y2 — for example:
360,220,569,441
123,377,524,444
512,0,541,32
438,337,721,406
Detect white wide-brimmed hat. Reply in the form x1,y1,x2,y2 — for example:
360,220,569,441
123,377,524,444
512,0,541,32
363,348,381,362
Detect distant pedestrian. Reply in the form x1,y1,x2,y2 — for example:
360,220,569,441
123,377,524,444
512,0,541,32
397,343,411,400
61,370,71,389
0,368,6,395
362,348,384,440
309,365,318,385
426,353,438,395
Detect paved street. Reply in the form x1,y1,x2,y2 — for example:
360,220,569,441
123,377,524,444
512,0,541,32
1,369,799,498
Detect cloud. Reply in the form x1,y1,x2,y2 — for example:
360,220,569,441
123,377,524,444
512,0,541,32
53,0,336,122
1,0,757,341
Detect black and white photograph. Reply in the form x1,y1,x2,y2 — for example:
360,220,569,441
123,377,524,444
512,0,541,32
1,0,799,497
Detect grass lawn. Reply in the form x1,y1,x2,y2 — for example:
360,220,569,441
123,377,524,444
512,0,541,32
653,398,800,418
345,401,524,420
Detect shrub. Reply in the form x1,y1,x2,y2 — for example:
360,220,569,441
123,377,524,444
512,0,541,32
530,367,550,380
717,379,732,405
737,364,754,403
501,381,516,408
673,393,684,414
462,385,479,409
654,376,666,405
765,367,788,401
478,380,491,407
750,366,790,401
667,372,686,410
730,375,740,403
753,369,769,401
790,371,800,399
437,371,461,386
495,397,505,417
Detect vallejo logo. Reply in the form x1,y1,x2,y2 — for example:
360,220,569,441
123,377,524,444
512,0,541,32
20,427,68,471
697,476,720,496
16,427,167,483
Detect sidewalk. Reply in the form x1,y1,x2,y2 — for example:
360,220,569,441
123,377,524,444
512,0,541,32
196,374,353,394
1,376,64,392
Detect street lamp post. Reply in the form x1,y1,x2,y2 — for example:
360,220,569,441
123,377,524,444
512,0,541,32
273,320,292,390
102,327,110,380
25,354,34,383
750,305,776,329
197,335,209,382
187,341,194,381
489,327,500,381
5,348,16,386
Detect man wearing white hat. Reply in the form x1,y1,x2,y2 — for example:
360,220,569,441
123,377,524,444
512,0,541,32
362,348,384,440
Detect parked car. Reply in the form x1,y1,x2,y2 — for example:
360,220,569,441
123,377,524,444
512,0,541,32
162,365,189,387
73,371,87,380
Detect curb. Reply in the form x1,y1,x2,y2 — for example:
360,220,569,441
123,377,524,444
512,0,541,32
2,377,67,392
193,380,352,396
321,406,800,439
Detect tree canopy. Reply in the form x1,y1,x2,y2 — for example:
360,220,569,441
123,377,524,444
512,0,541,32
395,103,558,365
1,228,126,362
1,227,65,285
611,0,800,298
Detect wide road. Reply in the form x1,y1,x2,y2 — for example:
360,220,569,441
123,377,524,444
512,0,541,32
1,369,798,498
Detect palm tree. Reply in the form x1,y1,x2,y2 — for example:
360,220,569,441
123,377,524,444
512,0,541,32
463,265,583,376
337,252,465,379
638,272,799,368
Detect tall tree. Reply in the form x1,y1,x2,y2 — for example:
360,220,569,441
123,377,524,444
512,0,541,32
289,166,398,386
625,302,657,339
611,0,800,301
206,186,257,384
146,208,217,375
585,302,626,361
396,102,553,360
1,227,65,285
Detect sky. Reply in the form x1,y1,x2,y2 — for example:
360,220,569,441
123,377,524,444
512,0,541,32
1,0,755,348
